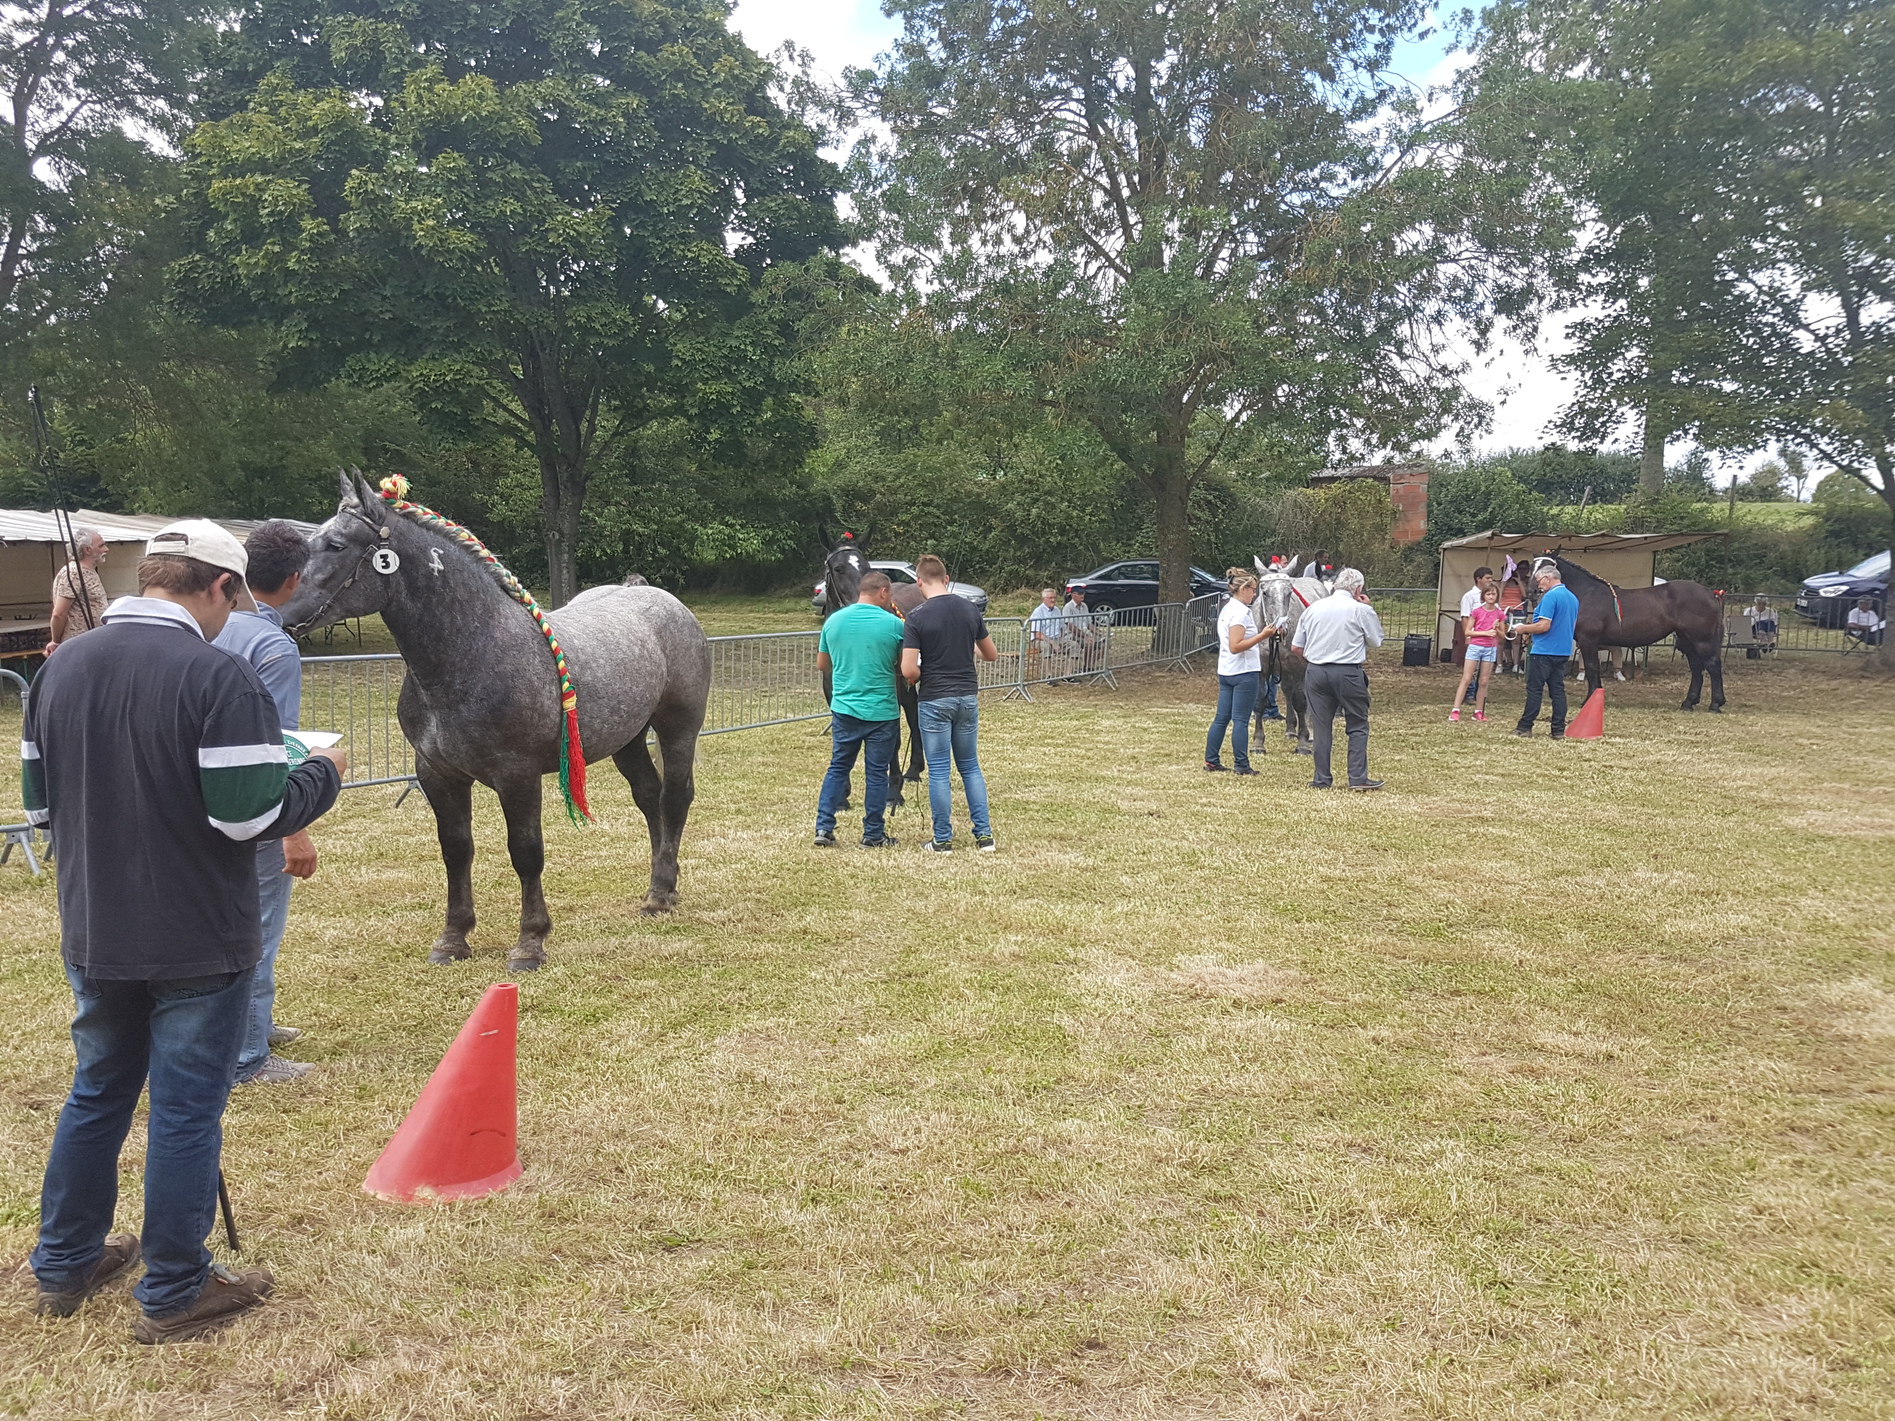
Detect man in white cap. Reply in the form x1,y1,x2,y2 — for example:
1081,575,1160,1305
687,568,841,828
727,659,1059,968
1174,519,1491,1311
21,519,346,1343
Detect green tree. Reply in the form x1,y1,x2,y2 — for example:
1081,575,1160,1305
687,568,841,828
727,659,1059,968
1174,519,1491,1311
175,0,843,604
1468,0,1758,495
1,0,210,337
1425,463,1549,549
857,0,1535,605
1701,0,1894,633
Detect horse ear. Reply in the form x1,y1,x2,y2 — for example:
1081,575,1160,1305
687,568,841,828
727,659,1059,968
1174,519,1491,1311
350,468,386,524
337,468,360,508
1285,555,1302,576
1253,556,1267,576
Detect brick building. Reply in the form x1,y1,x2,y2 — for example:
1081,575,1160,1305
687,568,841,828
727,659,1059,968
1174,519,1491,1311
1309,462,1432,546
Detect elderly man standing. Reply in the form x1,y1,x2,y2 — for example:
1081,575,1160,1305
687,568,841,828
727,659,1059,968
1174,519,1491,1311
214,521,320,1085
1512,558,1579,738
46,527,110,652
23,519,344,1342
1291,567,1385,791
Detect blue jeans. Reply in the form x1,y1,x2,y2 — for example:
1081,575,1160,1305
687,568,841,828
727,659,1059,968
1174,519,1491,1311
1262,673,1281,716
1206,672,1261,769
918,695,992,844
816,713,900,842
235,839,293,1082
32,965,249,1316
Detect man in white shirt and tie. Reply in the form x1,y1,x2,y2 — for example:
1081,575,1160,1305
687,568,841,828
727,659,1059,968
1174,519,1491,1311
1291,567,1385,791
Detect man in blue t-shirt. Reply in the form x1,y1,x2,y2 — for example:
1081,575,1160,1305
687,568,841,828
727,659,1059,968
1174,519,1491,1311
815,571,907,848
1512,558,1581,738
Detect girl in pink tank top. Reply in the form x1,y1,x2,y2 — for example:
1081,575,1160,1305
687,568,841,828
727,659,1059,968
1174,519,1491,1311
1449,584,1503,722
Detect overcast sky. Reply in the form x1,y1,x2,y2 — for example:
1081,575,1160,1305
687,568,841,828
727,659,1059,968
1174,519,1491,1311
725,1,1602,466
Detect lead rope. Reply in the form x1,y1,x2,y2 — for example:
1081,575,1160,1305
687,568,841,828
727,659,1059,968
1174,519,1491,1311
375,475,592,825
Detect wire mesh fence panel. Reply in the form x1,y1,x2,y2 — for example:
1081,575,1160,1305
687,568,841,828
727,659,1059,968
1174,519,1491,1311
703,631,828,734
1724,594,1873,655
299,654,415,788
1364,590,1438,642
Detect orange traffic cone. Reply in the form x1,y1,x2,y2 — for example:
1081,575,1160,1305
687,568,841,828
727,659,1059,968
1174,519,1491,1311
1567,688,1605,740
364,983,522,1203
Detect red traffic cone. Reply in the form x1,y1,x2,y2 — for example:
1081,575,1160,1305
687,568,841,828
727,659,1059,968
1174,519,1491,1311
1567,688,1605,740
364,983,522,1203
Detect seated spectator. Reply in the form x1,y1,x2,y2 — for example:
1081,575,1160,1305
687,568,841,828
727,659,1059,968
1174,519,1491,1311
1749,595,1778,641
1845,596,1885,647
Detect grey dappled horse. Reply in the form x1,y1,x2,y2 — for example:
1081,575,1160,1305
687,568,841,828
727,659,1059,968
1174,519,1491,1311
282,472,711,971
1250,557,1333,757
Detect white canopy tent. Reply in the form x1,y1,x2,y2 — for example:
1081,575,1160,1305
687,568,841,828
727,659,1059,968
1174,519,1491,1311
1435,530,1726,651
0,509,316,655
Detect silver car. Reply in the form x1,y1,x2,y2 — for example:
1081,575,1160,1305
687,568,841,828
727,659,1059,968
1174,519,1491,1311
811,559,989,615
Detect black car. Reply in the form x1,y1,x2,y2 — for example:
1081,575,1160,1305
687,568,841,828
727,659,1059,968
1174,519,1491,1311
1064,561,1229,619
1795,550,1889,627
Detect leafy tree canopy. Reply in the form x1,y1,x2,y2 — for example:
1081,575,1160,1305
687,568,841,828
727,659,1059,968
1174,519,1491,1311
174,0,845,603
855,0,1543,603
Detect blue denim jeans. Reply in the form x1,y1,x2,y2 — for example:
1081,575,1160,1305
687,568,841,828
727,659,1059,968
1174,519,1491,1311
917,695,991,844
816,713,901,842
234,839,293,1082
32,965,249,1316
1206,671,1261,769
1261,673,1281,716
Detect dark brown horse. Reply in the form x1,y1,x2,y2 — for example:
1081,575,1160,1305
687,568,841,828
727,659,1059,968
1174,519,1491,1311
1553,556,1727,711
820,540,926,810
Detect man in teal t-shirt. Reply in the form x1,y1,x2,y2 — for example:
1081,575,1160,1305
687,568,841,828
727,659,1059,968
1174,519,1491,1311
814,571,907,847
1513,558,1581,737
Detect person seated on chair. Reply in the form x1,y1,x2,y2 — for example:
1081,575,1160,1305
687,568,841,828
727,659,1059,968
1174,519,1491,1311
1027,588,1065,652
1748,595,1778,643
1061,584,1101,671
1846,596,1885,647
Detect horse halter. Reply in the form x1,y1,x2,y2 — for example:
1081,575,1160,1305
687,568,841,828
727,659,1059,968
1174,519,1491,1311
283,505,392,636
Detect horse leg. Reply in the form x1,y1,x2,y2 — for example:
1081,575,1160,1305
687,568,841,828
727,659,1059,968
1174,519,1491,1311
613,733,665,894
416,754,476,965
494,771,552,971
643,722,699,914
1580,645,1603,698
1704,640,1726,711
902,683,925,783
1679,638,1705,710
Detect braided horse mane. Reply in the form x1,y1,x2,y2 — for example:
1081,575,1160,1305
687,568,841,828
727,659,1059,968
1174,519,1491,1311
369,472,593,825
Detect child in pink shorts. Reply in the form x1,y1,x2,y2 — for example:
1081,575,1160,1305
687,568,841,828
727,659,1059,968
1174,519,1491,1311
1450,584,1504,722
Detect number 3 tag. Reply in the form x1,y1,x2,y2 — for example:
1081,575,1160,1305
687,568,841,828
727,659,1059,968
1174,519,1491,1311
372,548,400,575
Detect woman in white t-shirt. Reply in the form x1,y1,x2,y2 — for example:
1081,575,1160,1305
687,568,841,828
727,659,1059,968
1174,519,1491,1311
1205,570,1278,775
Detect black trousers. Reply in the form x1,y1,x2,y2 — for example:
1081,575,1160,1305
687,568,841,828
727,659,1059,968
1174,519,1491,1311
1305,661,1370,787
1518,653,1569,734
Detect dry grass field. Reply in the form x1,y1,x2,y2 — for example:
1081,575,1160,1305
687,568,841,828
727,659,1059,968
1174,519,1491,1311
0,652,1891,1418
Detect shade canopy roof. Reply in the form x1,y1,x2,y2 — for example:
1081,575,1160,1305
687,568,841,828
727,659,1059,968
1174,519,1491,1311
1439,530,1726,555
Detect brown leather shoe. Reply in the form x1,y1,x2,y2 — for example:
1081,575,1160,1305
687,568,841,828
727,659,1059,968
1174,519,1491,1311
131,1263,273,1344
36,1233,141,1316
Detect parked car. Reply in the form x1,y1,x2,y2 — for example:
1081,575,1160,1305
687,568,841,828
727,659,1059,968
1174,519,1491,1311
1795,550,1889,627
1063,561,1229,621
810,560,989,616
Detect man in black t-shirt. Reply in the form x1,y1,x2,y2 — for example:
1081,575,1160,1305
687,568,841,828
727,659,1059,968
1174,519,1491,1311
899,554,999,852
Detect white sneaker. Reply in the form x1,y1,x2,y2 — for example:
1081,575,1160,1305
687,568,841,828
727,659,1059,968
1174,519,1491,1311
267,1025,302,1046
243,1054,314,1085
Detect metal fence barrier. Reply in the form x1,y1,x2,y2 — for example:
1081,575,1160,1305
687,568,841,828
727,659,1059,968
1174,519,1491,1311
304,596,1224,790
306,585,1863,791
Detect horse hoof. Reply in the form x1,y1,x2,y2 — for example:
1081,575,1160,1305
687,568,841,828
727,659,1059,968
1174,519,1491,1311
507,955,543,974
640,894,676,916
427,943,472,965
1709,705,1723,714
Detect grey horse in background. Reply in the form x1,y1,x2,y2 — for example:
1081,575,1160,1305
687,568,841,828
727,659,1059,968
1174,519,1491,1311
1251,556,1332,757
281,472,712,972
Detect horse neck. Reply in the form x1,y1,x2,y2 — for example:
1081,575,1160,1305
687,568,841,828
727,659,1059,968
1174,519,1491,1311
377,515,545,688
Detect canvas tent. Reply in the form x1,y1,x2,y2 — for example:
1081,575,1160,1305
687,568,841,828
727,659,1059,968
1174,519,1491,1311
0,509,315,655
1435,530,1725,650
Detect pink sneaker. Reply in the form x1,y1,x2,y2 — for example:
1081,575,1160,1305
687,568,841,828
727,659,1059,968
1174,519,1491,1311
1472,710,1487,722
1448,709,1460,723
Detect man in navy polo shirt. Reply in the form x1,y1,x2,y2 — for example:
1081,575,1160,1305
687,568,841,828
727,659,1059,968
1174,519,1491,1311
1513,558,1580,738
